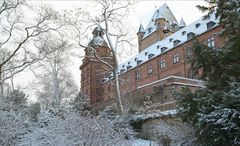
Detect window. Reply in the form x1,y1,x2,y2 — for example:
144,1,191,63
169,38,173,42
187,32,195,40
120,69,125,73
173,40,181,47
186,47,192,59
161,47,167,53
173,53,179,64
207,37,215,47
148,54,154,59
127,65,132,70
195,23,201,28
207,21,216,30
182,31,186,35
137,60,142,65
148,27,152,33
147,65,153,75
135,71,141,79
160,60,166,69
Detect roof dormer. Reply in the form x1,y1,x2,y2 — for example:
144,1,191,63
173,40,181,47
207,21,216,30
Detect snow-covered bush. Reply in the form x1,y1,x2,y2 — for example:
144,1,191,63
1,89,28,114
22,111,131,146
99,104,136,140
0,110,29,146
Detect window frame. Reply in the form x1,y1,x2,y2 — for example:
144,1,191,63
160,60,166,69
173,53,179,64
135,71,141,79
147,65,153,75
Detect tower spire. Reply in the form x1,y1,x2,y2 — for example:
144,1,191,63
179,18,186,29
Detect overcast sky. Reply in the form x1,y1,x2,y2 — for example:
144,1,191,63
15,0,208,101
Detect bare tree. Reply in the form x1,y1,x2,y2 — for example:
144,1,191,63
67,0,135,114
33,35,78,109
0,0,63,93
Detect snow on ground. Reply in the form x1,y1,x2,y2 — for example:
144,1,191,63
131,138,158,146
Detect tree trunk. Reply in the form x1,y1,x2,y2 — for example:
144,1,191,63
113,68,124,114
0,65,3,95
52,62,60,108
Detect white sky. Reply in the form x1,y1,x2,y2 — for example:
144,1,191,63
14,0,208,101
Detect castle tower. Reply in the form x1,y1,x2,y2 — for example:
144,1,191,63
80,26,112,105
138,3,179,52
137,23,145,51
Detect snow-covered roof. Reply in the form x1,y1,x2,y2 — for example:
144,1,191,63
130,109,178,123
142,3,178,39
138,23,145,33
116,12,219,76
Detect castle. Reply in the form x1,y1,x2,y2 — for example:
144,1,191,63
80,4,222,110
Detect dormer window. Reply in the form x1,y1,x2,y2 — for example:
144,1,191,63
128,62,131,65
195,23,201,28
173,40,181,47
122,65,125,68
169,38,173,42
109,75,114,80
148,54,154,59
187,32,195,40
182,31,186,35
145,52,148,56
207,21,216,30
137,60,142,65
157,45,160,49
161,47,167,53
135,58,138,61
148,27,153,33
120,69,125,73
127,65,132,70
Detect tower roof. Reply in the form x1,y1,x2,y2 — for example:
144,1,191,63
179,18,186,28
142,3,178,38
138,23,145,33
88,26,108,48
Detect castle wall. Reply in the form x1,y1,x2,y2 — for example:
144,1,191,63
94,26,223,109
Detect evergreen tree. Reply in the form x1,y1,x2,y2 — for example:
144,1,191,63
176,0,240,145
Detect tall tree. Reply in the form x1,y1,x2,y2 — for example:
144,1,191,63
67,0,135,114
0,0,63,93
176,0,240,145
34,35,78,109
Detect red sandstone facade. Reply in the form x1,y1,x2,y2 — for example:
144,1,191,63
80,4,223,108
